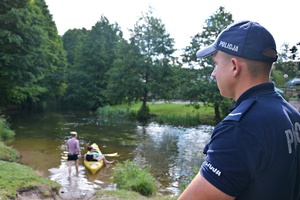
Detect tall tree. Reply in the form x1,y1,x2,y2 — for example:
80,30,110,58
125,7,176,120
106,38,144,105
62,28,89,106
0,0,67,107
0,0,46,105
181,6,234,122
35,0,67,103
64,16,122,110
62,28,89,66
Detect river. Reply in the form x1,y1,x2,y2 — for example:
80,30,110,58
4,109,213,199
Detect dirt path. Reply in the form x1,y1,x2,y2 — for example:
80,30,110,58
289,100,300,111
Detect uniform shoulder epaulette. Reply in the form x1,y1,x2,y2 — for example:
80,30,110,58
223,98,257,122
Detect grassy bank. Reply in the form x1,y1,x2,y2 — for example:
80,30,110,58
0,116,61,200
0,160,60,199
0,114,178,200
0,141,19,162
1,102,204,199
98,102,216,126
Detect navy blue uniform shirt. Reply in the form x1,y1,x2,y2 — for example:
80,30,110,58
200,82,300,200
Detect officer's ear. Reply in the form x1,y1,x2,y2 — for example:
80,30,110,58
231,57,241,77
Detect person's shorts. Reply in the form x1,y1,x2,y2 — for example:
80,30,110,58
67,153,79,161
85,154,98,161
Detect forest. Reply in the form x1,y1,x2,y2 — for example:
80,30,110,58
1,0,299,120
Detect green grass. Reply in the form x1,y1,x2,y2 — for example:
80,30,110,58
148,103,212,115
111,102,213,115
113,160,158,197
98,102,216,126
0,160,60,199
0,142,20,162
0,115,60,200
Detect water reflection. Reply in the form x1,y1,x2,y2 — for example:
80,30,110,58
49,163,99,200
133,123,213,194
5,110,213,197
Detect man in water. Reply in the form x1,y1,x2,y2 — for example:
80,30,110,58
66,131,81,176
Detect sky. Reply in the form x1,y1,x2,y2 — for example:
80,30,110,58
45,0,299,53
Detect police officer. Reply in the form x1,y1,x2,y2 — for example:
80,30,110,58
179,21,300,200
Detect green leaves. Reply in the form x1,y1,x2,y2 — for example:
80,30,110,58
1,1,239,121
0,0,67,106
63,16,122,110
181,6,234,121
59,6,176,118
127,8,176,118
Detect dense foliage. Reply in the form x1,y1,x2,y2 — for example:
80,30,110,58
1,2,298,119
105,7,178,119
181,6,234,121
63,16,122,110
0,0,66,107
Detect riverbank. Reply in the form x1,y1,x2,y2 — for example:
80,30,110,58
0,160,61,199
3,100,299,199
0,112,181,200
0,116,61,199
98,102,216,126
0,142,177,200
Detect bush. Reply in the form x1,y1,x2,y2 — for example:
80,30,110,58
113,160,157,197
0,116,15,141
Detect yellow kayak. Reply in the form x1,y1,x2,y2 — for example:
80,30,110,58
83,143,104,174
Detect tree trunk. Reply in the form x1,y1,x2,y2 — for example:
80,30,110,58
137,90,149,121
214,103,221,122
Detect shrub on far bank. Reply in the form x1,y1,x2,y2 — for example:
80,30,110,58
0,115,15,140
0,115,19,162
113,160,157,197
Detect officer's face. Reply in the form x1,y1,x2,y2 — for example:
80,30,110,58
212,51,235,99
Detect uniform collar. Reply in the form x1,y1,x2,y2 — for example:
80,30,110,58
234,82,275,108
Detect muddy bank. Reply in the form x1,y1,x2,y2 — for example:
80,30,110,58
17,187,62,200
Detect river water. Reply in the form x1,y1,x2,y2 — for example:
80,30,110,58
4,109,213,198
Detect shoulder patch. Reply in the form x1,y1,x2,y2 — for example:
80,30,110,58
224,99,257,122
